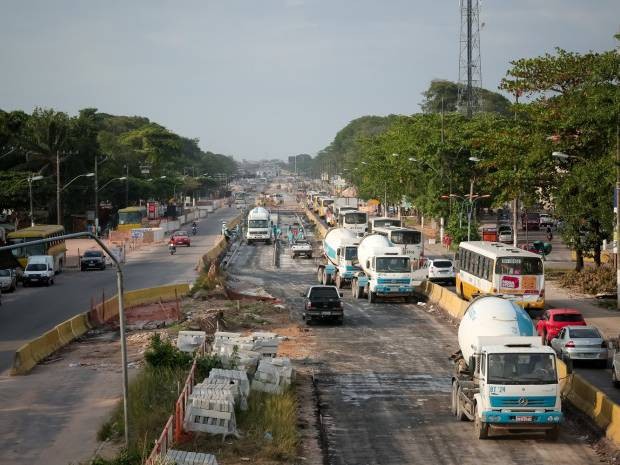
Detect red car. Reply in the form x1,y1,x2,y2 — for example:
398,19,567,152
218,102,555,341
536,308,587,344
170,231,191,247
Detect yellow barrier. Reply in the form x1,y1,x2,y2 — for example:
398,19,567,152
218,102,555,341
55,320,74,345
12,344,36,375
69,313,91,337
305,208,328,238
417,280,620,447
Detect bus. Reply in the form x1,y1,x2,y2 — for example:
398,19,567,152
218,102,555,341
117,206,147,232
234,191,247,209
373,226,424,265
338,210,368,236
455,241,545,313
7,225,67,271
318,198,334,219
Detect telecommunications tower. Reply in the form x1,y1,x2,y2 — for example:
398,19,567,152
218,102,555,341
457,0,482,117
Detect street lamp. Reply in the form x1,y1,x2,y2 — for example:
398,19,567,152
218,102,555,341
27,175,44,227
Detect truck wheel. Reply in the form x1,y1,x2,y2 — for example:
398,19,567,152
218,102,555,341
545,425,559,441
368,290,376,304
473,404,489,439
317,268,324,284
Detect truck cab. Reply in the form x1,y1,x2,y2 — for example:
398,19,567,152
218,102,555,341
454,337,562,440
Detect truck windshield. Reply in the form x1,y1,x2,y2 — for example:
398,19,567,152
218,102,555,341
26,263,47,271
344,213,366,224
373,219,401,228
376,257,410,273
248,220,269,228
495,257,543,275
344,247,358,261
390,230,421,245
487,353,556,385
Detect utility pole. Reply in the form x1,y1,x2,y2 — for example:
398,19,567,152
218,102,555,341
467,178,474,241
56,150,61,225
94,156,99,237
125,164,129,207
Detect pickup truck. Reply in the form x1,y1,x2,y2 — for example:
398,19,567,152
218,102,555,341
302,285,344,325
291,240,313,259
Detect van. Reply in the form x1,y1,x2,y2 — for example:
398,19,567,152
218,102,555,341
23,255,55,286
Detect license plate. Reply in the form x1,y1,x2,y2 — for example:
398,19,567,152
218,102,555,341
322,312,333,316
89,263,96,267
515,416,533,422
30,278,39,282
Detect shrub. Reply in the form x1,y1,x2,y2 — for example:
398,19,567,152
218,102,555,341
195,353,224,381
144,333,192,369
559,265,615,295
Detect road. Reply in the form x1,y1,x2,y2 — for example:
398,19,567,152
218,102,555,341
0,207,240,373
227,209,601,465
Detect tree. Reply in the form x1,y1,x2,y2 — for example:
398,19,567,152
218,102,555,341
420,79,512,116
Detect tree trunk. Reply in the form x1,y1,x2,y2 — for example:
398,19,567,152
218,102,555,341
575,249,584,272
594,241,602,267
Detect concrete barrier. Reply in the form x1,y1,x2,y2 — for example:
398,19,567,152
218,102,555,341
418,279,620,447
304,208,328,238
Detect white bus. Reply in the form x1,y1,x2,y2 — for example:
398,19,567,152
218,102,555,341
373,226,423,265
455,241,545,314
338,210,368,236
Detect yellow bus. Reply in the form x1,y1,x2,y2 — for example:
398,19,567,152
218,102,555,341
7,225,67,271
455,241,545,312
116,206,147,232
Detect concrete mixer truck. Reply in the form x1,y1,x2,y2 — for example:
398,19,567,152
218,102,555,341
451,296,563,440
350,234,415,303
246,207,273,245
316,228,361,288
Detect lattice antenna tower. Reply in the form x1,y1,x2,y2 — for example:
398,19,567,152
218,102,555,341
457,0,482,117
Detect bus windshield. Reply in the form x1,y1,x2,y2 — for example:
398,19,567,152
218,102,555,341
344,246,358,261
488,353,556,385
118,211,143,225
373,219,401,228
8,238,46,257
249,220,269,228
344,213,367,224
376,257,410,273
390,230,421,245
496,257,543,275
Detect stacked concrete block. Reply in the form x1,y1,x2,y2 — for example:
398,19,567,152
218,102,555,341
208,368,250,399
166,449,218,465
194,377,245,410
176,331,207,353
184,388,238,438
251,357,294,394
247,332,280,358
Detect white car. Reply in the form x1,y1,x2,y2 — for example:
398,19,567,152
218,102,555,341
539,213,555,228
498,225,513,243
425,258,456,284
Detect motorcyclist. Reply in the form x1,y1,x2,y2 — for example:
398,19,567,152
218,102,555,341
546,225,553,241
168,240,176,254
192,221,197,235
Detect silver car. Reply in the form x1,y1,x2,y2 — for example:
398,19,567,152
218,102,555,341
550,326,607,368
0,269,17,292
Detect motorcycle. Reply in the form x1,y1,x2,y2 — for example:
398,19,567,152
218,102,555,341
192,225,197,236
168,242,176,255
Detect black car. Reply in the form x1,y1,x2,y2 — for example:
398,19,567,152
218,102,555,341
302,285,344,325
80,250,106,271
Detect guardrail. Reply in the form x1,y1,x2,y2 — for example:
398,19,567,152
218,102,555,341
417,280,620,447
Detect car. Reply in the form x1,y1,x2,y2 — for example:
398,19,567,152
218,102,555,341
521,212,540,231
550,325,607,368
291,240,313,259
497,225,513,243
22,255,55,287
0,268,17,292
536,308,587,344
425,258,456,284
80,249,106,271
302,285,344,325
170,231,191,247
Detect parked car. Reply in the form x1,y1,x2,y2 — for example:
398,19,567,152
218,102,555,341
497,225,513,243
425,258,456,284
302,285,344,325
170,231,191,247
550,326,607,368
0,268,17,292
539,213,555,228
536,308,587,344
80,249,106,271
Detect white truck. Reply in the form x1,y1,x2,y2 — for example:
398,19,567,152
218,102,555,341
350,234,414,302
23,255,55,287
316,228,361,289
246,207,273,245
338,210,368,236
291,240,313,259
451,296,563,440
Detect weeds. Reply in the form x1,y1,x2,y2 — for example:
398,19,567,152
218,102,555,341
559,265,615,295
144,333,192,369
193,263,225,293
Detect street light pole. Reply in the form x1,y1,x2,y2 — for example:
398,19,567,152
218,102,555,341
56,150,61,225
94,156,99,236
27,175,43,227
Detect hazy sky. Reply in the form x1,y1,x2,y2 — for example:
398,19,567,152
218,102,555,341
0,1,618,160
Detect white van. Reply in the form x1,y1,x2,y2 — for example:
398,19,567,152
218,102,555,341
23,255,55,286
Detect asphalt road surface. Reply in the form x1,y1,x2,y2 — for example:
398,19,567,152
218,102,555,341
0,207,240,373
226,211,601,465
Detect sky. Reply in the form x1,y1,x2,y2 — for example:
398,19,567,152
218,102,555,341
0,1,618,161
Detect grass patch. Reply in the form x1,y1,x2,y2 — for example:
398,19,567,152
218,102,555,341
544,269,570,281
184,388,299,463
221,301,282,329
559,265,616,295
